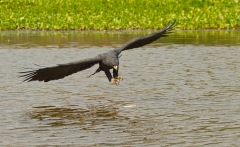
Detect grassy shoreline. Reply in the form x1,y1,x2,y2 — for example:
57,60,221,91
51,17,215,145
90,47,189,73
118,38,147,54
0,0,239,30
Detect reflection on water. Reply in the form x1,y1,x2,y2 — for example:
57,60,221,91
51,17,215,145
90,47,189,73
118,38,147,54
29,105,119,127
0,30,239,49
0,30,240,146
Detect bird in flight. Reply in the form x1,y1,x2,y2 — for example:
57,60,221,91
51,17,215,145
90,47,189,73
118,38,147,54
20,21,176,85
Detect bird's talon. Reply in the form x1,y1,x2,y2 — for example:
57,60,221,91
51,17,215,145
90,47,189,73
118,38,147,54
116,76,123,83
111,78,120,85
111,78,115,84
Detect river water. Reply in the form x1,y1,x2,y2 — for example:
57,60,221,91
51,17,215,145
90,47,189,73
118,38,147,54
0,30,240,146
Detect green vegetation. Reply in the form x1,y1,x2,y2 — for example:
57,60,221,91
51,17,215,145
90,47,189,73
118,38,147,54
0,0,239,30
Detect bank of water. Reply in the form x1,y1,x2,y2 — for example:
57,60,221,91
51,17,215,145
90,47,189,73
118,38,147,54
0,30,240,146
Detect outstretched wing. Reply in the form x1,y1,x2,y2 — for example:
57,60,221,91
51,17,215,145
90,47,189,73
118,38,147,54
19,56,102,82
115,20,176,54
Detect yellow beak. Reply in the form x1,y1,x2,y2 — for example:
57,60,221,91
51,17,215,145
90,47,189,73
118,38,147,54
113,65,118,70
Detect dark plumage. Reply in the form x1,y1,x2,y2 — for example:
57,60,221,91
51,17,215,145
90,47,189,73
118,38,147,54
20,21,176,84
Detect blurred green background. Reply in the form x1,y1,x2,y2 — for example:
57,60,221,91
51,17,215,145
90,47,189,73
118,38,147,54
0,0,239,30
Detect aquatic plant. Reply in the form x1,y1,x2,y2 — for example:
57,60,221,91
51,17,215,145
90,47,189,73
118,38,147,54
0,0,239,30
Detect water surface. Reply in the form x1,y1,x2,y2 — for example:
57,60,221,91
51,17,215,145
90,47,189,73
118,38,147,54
0,30,240,146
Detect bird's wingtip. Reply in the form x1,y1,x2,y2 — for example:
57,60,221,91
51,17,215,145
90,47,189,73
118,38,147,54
166,20,176,30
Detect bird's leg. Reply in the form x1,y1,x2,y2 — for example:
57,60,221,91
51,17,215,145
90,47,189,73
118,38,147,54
104,70,116,84
102,69,117,85
88,67,101,77
113,67,122,85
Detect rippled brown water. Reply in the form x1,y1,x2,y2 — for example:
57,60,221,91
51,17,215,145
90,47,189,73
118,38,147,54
0,30,240,146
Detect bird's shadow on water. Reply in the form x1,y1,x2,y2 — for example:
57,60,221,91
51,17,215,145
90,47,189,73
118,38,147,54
27,104,127,127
